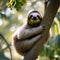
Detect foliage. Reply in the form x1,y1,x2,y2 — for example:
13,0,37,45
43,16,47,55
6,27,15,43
7,0,27,10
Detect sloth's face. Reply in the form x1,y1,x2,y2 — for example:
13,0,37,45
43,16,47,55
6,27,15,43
28,11,42,27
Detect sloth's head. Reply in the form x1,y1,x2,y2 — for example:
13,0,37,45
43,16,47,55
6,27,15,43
27,11,42,27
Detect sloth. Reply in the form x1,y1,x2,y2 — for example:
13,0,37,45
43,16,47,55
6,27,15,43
27,11,42,27
12,10,45,56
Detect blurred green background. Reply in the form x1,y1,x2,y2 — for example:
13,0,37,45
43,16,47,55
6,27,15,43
0,0,60,60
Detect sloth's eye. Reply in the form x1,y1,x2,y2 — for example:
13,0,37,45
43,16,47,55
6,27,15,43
28,15,33,20
37,15,42,20
37,15,39,17
30,15,33,17
37,15,40,18
29,15,33,18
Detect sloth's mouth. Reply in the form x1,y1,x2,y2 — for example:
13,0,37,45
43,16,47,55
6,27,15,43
28,19,41,27
29,19,40,23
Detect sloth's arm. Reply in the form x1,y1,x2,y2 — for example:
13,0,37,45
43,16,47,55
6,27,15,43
17,25,45,40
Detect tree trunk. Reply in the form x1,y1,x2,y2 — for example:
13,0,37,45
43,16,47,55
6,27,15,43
24,0,60,60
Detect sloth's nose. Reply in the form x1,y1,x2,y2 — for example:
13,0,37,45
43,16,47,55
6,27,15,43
32,16,37,20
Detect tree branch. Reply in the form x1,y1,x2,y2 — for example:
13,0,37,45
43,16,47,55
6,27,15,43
0,0,7,11
24,0,60,60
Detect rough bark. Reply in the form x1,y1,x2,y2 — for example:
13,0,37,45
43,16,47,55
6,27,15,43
24,0,60,60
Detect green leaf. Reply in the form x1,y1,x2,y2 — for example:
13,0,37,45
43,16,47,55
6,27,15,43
56,12,60,21
49,49,55,57
55,35,60,48
57,50,60,56
7,0,27,10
